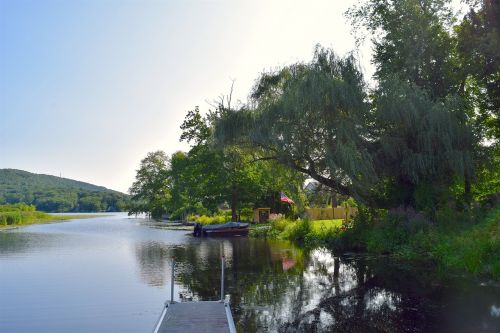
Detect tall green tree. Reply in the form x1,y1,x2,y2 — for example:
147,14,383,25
347,0,477,208
215,47,376,203
180,105,305,220
373,78,473,210
129,151,171,218
215,44,476,212
455,0,499,142
347,0,458,98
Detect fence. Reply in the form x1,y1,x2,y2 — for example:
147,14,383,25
306,206,358,220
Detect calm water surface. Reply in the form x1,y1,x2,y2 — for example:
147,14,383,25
0,214,498,332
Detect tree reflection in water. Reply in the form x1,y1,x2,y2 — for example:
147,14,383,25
134,241,173,287
134,238,499,332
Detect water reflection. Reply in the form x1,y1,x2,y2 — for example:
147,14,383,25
2,217,497,332
134,238,499,332
0,231,69,257
134,241,173,287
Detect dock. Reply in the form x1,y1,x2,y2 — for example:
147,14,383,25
153,301,236,333
152,256,236,333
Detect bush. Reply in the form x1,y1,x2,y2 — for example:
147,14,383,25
0,203,36,212
281,219,311,242
239,208,253,221
431,207,499,277
270,217,289,232
0,211,23,225
333,206,372,252
189,214,231,225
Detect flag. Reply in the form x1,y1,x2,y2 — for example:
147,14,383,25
280,192,295,205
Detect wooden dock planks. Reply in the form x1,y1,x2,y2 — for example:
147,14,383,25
154,301,235,333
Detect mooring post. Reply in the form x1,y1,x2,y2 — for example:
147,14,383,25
170,256,175,304
220,255,225,302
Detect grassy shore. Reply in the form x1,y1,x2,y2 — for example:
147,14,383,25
0,204,101,229
250,218,344,244
250,207,500,279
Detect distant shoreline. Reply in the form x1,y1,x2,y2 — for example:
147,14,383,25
0,213,103,231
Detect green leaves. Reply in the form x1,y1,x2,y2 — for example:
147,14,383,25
0,169,129,213
216,47,376,202
128,151,171,218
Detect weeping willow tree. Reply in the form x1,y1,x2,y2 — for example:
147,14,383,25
215,47,377,203
373,77,473,210
214,46,474,212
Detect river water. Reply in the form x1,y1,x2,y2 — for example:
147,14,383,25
0,214,498,332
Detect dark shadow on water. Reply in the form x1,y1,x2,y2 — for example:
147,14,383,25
133,237,500,332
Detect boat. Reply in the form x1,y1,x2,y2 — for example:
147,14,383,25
193,222,249,237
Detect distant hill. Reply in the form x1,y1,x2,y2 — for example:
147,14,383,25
0,169,129,212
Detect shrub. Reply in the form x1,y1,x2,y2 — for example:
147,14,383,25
281,219,311,242
431,207,499,277
270,217,289,232
190,214,231,225
239,208,253,221
0,203,36,212
0,211,23,225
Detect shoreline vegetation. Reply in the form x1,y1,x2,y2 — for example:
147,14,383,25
0,169,130,213
127,1,499,283
249,206,500,279
0,203,101,230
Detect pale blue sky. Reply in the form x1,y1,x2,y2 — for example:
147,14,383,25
0,0,373,193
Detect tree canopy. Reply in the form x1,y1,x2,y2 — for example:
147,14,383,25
213,0,497,214
129,106,305,220
0,169,129,212
130,0,498,220
215,48,376,202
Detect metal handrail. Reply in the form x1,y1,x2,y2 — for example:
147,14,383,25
169,255,226,302
220,255,225,302
170,256,175,304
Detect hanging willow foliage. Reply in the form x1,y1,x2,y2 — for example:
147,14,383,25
373,77,473,207
214,46,475,209
215,47,377,202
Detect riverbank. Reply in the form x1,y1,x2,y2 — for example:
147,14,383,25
250,206,500,279
2,214,497,332
0,213,101,230
0,204,102,230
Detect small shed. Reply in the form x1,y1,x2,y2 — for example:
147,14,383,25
253,208,271,223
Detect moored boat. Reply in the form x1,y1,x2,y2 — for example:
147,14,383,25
193,221,249,237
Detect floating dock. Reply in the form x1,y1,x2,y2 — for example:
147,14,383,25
152,256,236,333
152,301,236,333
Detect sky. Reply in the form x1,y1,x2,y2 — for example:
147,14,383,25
0,0,374,193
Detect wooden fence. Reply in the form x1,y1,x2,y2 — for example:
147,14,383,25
306,207,358,220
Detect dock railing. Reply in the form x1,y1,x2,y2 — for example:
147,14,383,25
170,256,175,304
153,254,235,333
220,255,225,302
169,255,226,303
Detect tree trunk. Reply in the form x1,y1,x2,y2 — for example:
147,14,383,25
464,171,472,209
331,191,338,207
231,183,238,221
333,257,340,296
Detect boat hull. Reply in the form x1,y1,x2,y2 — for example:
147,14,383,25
203,228,249,237
193,222,249,237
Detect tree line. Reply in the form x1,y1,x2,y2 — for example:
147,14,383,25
128,105,306,220
130,0,498,220
0,169,129,212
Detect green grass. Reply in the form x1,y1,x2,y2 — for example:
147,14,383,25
251,207,499,279
250,218,344,246
0,204,100,229
430,208,499,277
335,205,500,278
310,219,343,235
